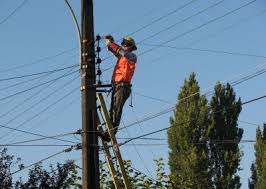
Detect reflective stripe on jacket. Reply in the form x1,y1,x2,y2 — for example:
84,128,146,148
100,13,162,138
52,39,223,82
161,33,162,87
108,42,137,83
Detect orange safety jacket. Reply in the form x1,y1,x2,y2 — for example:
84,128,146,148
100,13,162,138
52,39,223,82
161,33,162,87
108,42,137,83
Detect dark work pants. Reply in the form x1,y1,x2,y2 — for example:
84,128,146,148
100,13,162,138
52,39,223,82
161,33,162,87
109,84,131,134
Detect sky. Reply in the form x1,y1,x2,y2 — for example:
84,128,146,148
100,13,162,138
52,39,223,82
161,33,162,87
0,0,266,188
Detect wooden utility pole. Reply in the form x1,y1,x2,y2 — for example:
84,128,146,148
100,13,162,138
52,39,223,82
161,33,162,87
81,0,99,188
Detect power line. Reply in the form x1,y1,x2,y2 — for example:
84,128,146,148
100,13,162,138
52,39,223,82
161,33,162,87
0,64,78,82
100,0,198,52
0,48,77,74
2,75,79,127
138,0,226,45
12,95,80,143
0,86,79,141
119,94,266,146
142,44,266,59
10,143,81,175
116,64,266,132
0,124,77,144
138,0,257,57
102,0,257,71
0,69,78,102
127,0,198,37
0,0,28,26
4,131,79,146
121,120,154,179
0,144,75,147
101,0,223,62
133,91,173,105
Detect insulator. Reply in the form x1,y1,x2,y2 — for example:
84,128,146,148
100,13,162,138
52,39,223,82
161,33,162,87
97,69,102,75
96,34,101,41
96,58,102,64
96,46,101,52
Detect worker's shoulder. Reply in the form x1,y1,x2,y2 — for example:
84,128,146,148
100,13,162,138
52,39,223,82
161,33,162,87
125,51,137,63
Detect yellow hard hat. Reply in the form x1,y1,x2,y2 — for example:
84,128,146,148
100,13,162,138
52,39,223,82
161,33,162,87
122,36,137,50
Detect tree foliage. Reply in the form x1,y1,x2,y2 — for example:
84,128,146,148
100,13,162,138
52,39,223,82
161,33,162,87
167,73,211,188
208,82,243,189
249,124,266,189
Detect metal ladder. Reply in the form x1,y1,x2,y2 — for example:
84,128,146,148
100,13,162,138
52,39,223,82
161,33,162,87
97,93,131,189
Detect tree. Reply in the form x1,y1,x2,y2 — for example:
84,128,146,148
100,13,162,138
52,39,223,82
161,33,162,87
249,124,266,189
99,159,171,189
0,148,22,189
0,147,81,189
167,73,211,188
207,83,243,189
17,160,81,189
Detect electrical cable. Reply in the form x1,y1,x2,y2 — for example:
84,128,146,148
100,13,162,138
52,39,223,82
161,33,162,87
0,144,75,147
4,131,79,146
2,75,79,128
115,64,266,132
0,0,28,26
0,124,77,144
10,143,81,175
121,120,154,179
137,0,226,45
142,44,266,59
0,69,78,102
0,48,77,74
101,0,257,69
0,86,80,141
127,0,198,37
119,94,266,146
0,64,78,82
138,0,257,57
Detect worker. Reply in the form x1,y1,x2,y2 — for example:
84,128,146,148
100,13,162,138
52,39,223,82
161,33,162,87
102,35,137,141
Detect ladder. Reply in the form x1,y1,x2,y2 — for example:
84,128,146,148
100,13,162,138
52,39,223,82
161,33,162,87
97,93,131,189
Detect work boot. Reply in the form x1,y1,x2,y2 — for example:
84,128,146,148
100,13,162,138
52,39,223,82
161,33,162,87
100,131,111,142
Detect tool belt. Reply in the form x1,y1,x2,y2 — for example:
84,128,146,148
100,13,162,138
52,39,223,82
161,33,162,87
113,82,132,88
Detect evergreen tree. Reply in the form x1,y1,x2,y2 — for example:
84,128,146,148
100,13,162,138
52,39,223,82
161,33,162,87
167,73,210,188
207,83,243,189
249,124,266,189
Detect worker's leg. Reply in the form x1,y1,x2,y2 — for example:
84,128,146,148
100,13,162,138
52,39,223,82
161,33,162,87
110,85,131,134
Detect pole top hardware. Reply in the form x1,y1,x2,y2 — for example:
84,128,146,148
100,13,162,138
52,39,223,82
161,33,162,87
96,34,101,41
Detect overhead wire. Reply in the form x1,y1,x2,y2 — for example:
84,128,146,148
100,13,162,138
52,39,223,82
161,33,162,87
0,124,77,144
102,0,225,61
10,143,81,175
121,120,154,179
141,44,266,59
0,65,78,121
0,144,75,147
0,64,78,82
137,0,257,57
101,0,257,72
100,0,198,52
2,75,79,143
2,75,79,128
0,0,28,26
0,69,78,102
0,48,77,74
0,85,80,141
14,95,81,142
119,94,266,146
137,0,226,46
4,131,80,146
115,63,266,132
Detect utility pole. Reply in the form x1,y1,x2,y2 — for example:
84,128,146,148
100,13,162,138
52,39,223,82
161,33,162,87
81,0,99,188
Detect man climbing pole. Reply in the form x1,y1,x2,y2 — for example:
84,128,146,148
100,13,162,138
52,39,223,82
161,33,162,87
102,35,137,141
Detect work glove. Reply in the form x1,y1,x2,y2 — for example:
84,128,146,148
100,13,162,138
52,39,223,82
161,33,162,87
104,35,114,46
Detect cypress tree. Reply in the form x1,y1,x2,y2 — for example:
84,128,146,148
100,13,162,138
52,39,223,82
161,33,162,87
207,83,243,189
168,73,210,188
249,124,266,189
